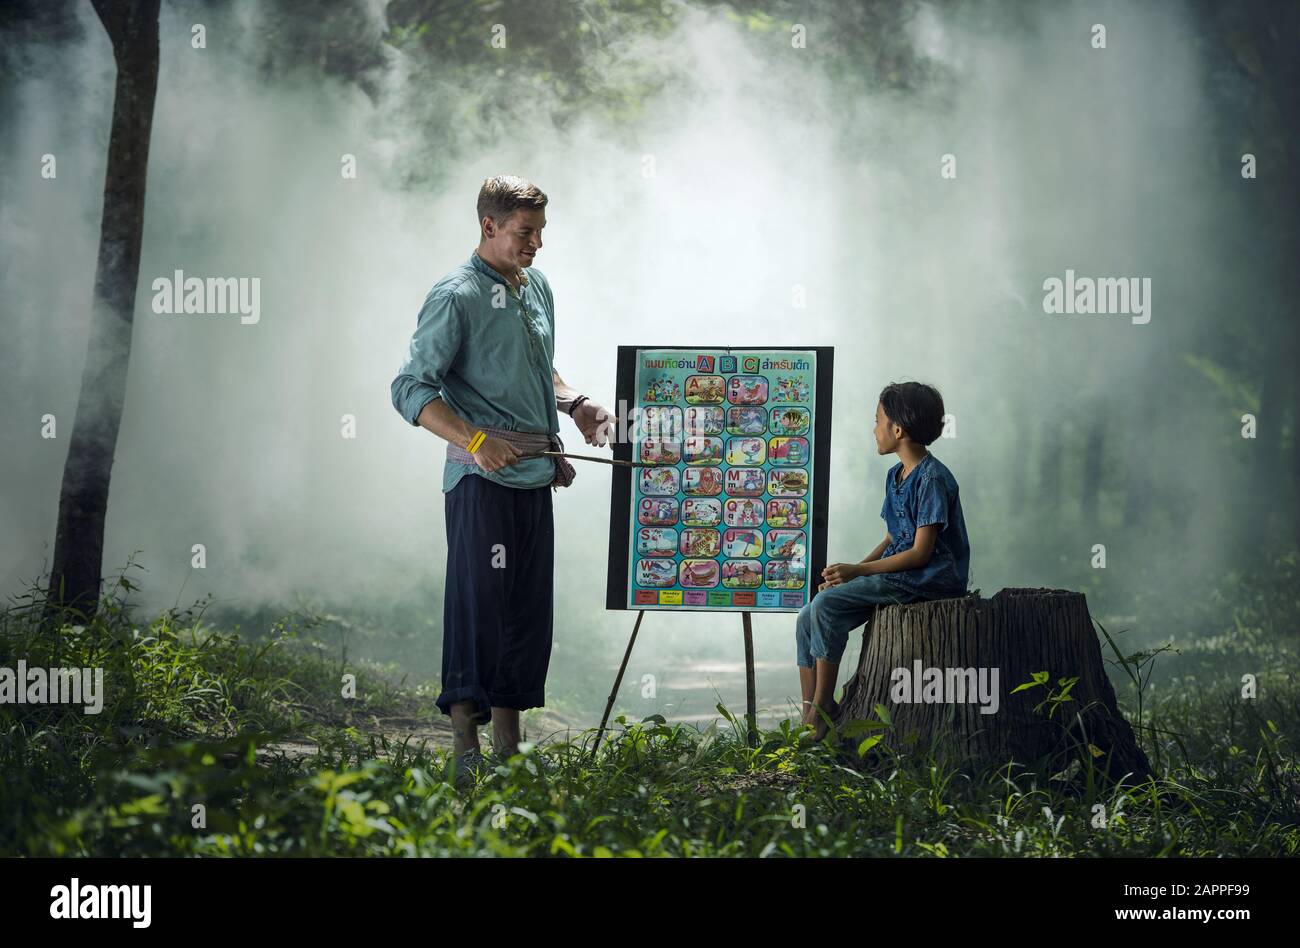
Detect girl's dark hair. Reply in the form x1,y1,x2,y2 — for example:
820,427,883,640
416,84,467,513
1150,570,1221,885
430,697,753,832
878,382,945,446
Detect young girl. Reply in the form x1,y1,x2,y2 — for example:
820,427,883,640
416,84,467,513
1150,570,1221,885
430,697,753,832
795,381,971,740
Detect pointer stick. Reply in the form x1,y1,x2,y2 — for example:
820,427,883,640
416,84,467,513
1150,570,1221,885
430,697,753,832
521,449,651,468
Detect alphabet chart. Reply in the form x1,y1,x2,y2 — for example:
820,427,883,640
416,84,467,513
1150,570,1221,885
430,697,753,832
606,347,832,613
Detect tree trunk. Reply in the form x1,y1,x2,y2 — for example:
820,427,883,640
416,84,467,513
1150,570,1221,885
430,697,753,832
1121,411,1150,529
1037,419,1062,512
834,588,1152,784
1080,409,1104,527
45,0,160,621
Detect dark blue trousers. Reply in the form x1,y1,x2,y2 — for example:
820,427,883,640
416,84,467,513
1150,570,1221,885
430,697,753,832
436,473,555,725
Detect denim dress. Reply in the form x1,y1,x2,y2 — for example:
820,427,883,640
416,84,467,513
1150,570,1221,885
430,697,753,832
877,453,970,600
794,452,970,667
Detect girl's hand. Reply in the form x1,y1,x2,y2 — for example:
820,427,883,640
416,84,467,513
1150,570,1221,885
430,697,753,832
821,563,860,586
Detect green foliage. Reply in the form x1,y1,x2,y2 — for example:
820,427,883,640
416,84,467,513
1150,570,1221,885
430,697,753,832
1010,671,1081,718
2,562,1298,857
1182,353,1261,415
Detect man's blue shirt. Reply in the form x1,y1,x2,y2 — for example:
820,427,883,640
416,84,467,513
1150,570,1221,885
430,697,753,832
391,252,559,493
878,452,970,599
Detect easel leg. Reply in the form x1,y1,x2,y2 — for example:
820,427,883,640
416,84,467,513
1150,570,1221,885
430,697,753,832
742,610,757,748
594,609,645,757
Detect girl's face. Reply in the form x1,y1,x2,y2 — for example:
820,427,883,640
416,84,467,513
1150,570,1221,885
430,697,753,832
874,401,903,454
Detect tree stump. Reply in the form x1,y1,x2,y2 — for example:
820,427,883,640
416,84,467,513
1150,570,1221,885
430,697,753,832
832,587,1152,783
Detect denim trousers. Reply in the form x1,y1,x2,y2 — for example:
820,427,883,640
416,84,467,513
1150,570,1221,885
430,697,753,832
794,573,921,667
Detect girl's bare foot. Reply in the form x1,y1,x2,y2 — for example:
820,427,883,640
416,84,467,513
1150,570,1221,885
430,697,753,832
802,698,840,741
799,701,816,727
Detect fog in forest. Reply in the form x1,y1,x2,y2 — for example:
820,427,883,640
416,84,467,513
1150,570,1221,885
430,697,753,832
2,0,1293,725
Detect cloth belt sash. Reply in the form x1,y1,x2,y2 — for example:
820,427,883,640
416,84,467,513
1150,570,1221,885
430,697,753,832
446,424,576,490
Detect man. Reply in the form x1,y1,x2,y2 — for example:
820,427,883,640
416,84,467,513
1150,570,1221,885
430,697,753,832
391,175,611,774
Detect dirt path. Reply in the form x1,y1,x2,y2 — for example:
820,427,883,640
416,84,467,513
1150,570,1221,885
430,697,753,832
257,650,814,766
259,700,584,765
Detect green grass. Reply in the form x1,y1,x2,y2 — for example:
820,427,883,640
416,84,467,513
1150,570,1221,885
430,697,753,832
2,558,1297,857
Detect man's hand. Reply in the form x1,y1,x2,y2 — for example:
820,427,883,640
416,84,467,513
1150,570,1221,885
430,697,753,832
472,437,522,472
573,400,614,447
821,562,863,586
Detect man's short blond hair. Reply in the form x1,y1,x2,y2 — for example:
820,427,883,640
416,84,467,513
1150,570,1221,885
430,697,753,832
477,175,548,231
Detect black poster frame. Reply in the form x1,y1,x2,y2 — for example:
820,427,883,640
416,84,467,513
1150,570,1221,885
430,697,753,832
605,345,834,612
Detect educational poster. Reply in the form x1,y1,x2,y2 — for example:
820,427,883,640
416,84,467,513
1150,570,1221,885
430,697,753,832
606,347,833,613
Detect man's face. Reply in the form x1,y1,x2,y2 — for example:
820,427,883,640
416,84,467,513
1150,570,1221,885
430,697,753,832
873,401,902,454
483,208,546,270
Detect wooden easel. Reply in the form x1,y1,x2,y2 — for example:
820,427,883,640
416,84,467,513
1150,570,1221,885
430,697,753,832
594,610,760,755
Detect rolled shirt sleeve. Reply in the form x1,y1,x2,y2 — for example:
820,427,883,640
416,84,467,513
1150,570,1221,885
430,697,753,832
391,290,464,426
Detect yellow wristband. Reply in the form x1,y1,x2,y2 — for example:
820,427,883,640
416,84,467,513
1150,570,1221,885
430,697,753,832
467,430,486,453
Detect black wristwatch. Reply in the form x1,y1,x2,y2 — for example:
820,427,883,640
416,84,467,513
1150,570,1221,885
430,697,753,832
567,395,589,417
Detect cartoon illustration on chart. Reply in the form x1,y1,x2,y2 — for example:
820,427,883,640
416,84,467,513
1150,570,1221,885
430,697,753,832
684,375,725,404
721,559,763,588
636,558,678,587
681,498,722,527
639,467,679,496
725,436,766,466
766,498,808,528
764,559,806,589
768,436,808,466
728,376,768,405
724,498,765,527
765,529,806,561
638,405,681,440
639,498,680,526
682,467,723,496
679,528,721,557
637,528,678,558
640,439,681,465
679,559,721,588
773,375,810,402
770,407,810,436
683,436,723,465
722,528,764,558
643,375,681,403
724,467,765,497
684,406,724,435
727,406,767,435
767,468,808,497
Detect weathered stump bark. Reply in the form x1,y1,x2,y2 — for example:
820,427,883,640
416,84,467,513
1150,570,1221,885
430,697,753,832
833,587,1152,783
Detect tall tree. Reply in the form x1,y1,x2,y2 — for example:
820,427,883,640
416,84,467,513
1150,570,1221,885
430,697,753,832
45,0,160,620
1190,0,1300,553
